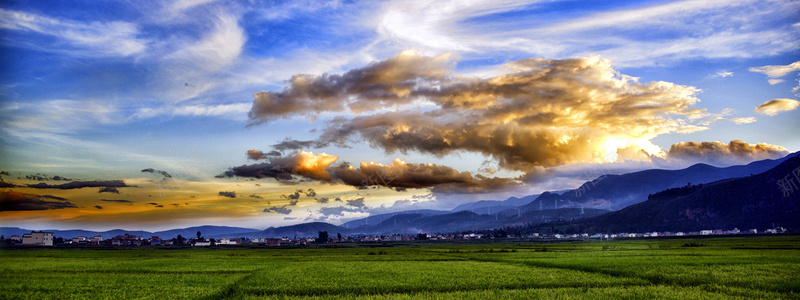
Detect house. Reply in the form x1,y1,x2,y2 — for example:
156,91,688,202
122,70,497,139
266,238,281,246
218,238,241,245
22,231,54,246
192,241,211,246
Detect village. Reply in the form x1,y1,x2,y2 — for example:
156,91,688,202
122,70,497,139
3,226,788,247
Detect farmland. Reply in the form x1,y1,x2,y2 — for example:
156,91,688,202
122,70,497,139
1,236,798,299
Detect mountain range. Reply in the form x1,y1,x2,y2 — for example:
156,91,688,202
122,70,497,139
0,225,260,240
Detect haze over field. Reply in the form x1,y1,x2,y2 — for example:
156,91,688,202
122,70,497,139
1,0,798,231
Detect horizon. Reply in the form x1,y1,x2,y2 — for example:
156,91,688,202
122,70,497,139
1,0,799,232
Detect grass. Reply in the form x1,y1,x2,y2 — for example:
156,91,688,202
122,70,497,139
1,236,798,299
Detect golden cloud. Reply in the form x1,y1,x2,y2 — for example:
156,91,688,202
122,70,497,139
754,98,800,116
250,52,709,171
665,140,788,164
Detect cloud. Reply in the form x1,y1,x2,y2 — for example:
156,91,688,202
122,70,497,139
714,71,733,78
305,188,317,197
248,194,263,199
333,158,520,193
754,99,800,116
0,8,149,57
100,199,133,204
94,205,103,209
750,61,800,95
316,197,329,204
141,168,173,178
26,180,130,190
247,149,271,160
263,206,292,214
147,202,159,205
98,187,120,194
218,191,236,198
217,151,339,181
318,206,362,217
346,197,366,207
728,117,757,124
40,195,69,201
749,61,800,80
0,191,77,211
272,139,330,151
285,191,301,200
248,52,708,172
0,181,17,188
664,140,788,166
24,174,72,181
374,1,800,67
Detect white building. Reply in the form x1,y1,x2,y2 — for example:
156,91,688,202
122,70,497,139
22,231,54,246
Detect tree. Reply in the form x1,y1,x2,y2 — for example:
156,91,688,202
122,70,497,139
196,231,201,240
317,231,329,243
337,233,342,242
175,234,184,245
416,233,428,240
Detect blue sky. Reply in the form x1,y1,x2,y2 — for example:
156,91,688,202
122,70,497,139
0,0,799,231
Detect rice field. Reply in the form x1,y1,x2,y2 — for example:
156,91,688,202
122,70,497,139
1,236,798,299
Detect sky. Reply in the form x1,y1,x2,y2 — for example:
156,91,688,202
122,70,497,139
0,0,799,231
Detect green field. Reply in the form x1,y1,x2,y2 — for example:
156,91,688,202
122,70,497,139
1,236,799,299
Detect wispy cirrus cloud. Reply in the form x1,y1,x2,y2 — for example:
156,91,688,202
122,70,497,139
373,0,800,66
0,8,149,57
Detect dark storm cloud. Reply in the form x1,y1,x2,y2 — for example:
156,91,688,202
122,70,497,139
26,180,130,190
218,191,237,198
0,191,77,211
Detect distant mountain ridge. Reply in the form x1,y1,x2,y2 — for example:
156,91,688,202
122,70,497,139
552,153,800,233
0,225,260,240
516,154,795,211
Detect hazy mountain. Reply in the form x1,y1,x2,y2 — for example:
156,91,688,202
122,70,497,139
450,194,541,214
568,153,800,233
155,226,260,239
258,222,350,238
340,207,609,235
0,226,259,240
341,209,449,228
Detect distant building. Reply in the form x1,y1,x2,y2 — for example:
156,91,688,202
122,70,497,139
192,241,211,247
217,238,241,245
22,231,53,246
